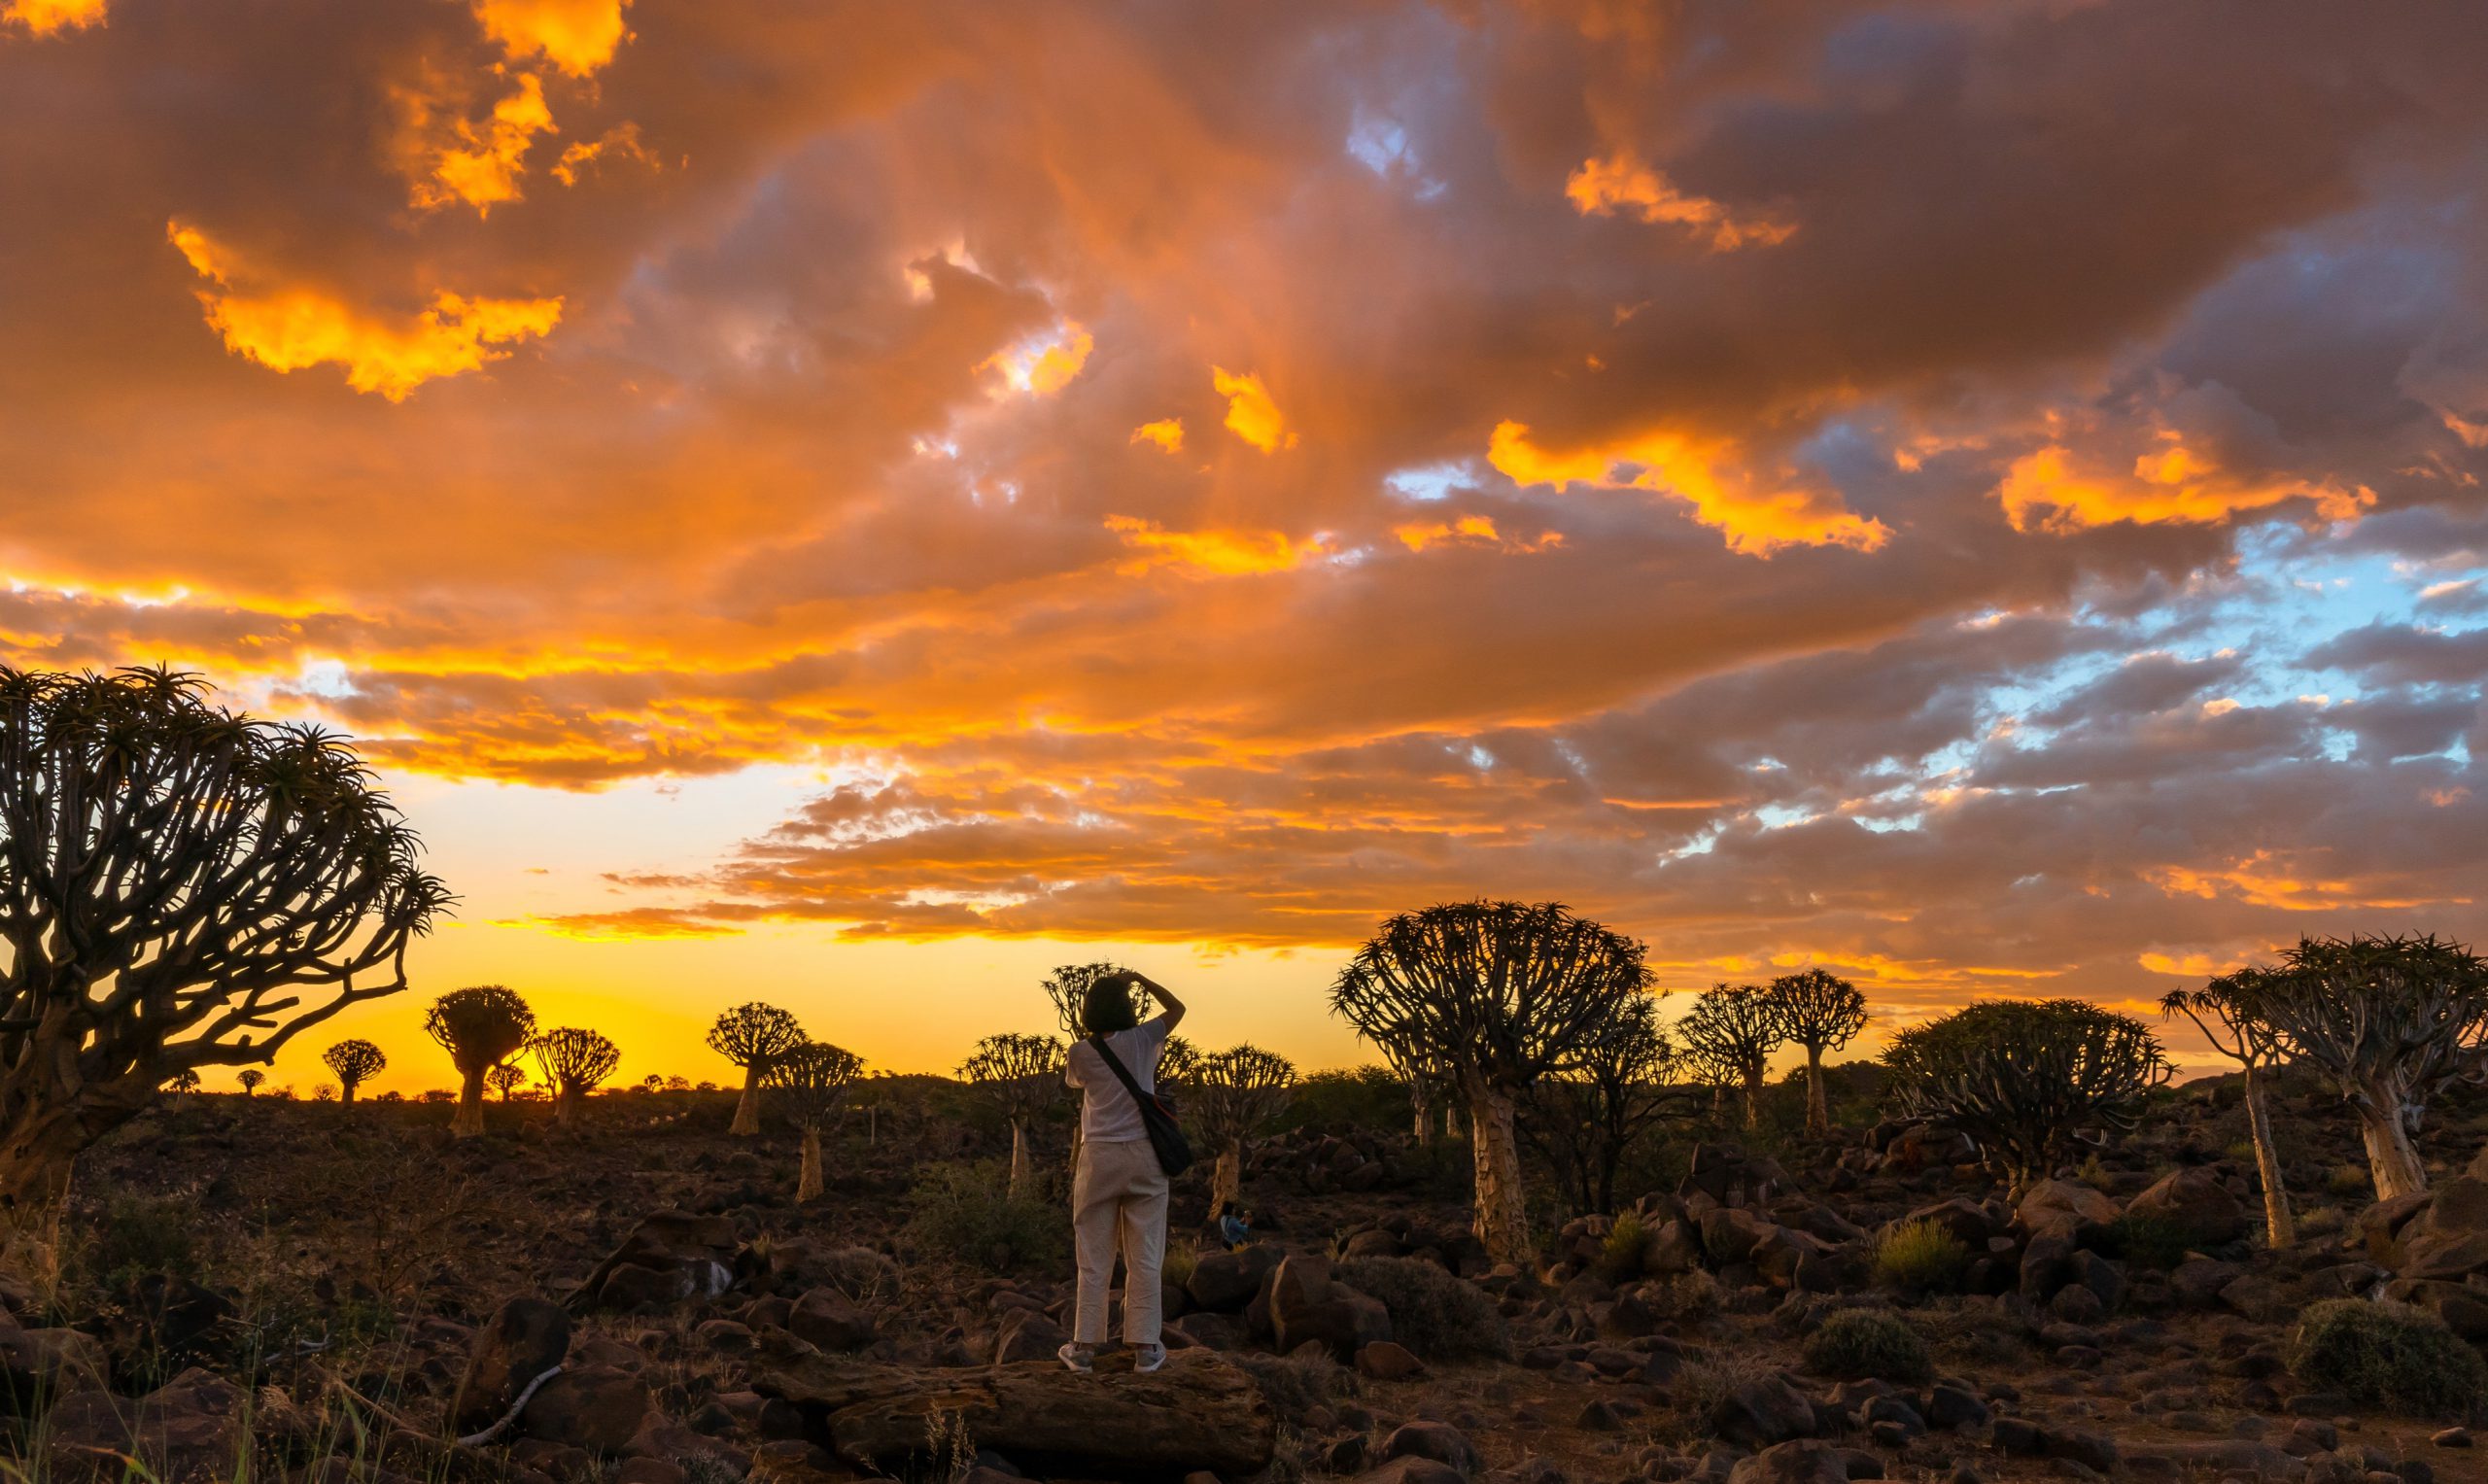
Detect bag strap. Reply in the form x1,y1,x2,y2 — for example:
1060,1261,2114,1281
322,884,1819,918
1087,1032,1157,1107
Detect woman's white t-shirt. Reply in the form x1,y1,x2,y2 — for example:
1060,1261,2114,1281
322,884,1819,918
1064,1013,1174,1143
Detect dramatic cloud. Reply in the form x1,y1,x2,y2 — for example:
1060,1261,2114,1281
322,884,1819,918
5,0,2487,1048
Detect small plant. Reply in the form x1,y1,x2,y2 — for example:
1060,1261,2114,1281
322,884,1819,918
903,1160,1068,1275
1658,1268,1722,1321
813,1246,904,1304
1335,1256,1512,1362
1873,1219,1971,1293
2106,1209,2192,1270
2326,1163,2371,1197
1669,1351,1780,1438
1803,1308,1931,1383
1162,1240,1200,1290
2075,1153,2111,1188
1595,1211,1646,1283
2298,1205,2347,1238
2290,1299,2488,1420
1236,1350,1363,1429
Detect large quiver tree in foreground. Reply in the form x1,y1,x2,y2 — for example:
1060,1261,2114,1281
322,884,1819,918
2243,934,2488,1200
708,1001,806,1137
1765,968,1868,1134
0,667,449,1209
768,1041,864,1201
1882,998,2169,1190
959,1033,1063,1199
2162,972,2296,1244
532,1027,621,1128
322,1040,387,1104
1193,1046,1296,1212
1332,900,1650,1263
426,985,536,1140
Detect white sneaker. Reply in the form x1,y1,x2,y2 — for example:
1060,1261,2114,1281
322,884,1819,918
1133,1343,1167,1373
1057,1342,1095,1373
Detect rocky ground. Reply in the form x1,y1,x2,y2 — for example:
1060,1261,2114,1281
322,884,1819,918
4,1069,2487,1484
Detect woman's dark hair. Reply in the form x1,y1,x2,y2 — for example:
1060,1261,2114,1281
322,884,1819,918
1081,976,1140,1036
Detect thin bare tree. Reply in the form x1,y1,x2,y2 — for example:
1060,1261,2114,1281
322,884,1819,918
2162,973,2296,1244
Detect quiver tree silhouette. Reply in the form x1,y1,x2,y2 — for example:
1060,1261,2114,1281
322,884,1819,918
959,1033,1064,1199
1042,962,1139,1040
163,1069,200,1100
236,1070,264,1097
2162,973,2297,1244
1193,1046,1296,1211
0,667,449,1210
486,1063,526,1101
2240,934,2488,1200
531,1027,621,1128
1331,900,1651,1263
708,1001,806,1137
1764,968,1867,1134
426,985,536,1139
322,1040,387,1104
767,1041,864,1201
1521,992,1692,1215
1676,984,1787,1129
1883,998,2170,1190
1366,1018,1452,1145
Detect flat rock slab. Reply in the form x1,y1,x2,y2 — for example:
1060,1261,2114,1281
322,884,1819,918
748,1326,1275,1477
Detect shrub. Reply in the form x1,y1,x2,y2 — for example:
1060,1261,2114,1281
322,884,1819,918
902,1161,1067,1275
1657,1268,1722,1321
812,1245,904,1303
1162,1240,1199,1291
2290,1300,2488,1420
1669,1351,1780,1437
1595,1212,1646,1284
1803,1308,1931,1383
1335,1257,1511,1362
1873,1220,1970,1293
1881,999,2170,1186
1237,1350,1361,1428
2106,1210,2192,1270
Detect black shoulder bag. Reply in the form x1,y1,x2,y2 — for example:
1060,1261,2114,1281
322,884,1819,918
1088,1033,1194,1177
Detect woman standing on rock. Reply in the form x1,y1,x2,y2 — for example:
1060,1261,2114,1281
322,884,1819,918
1060,970,1185,1373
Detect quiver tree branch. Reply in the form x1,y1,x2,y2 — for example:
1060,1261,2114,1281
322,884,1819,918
1882,998,2171,1191
1762,968,1867,1135
426,984,535,1141
960,1032,1064,1199
1676,984,1787,1130
1521,991,1694,1215
1331,900,1652,1263
1192,1045,1296,1210
531,1026,621,1128
322,1039,386,1104
767,1041,865,1201
0,666,449,1209
708,1001,806,1137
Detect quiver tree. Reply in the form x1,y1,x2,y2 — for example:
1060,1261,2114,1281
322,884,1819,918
1764,968,1868,1134
1521,991,1694,1215
2240,934,2488,1200
1042,962,1139,1039
236,1069,264,1096
531,1027,620,1128
2162,973,2296,1244
486,1063,526,1101
1883,999,2170,1190
959,1033,1064,1199
708,1001,806,1137
1367,1018,1453,1146
163,1069,200,1101
767,1041,864,1201
1676,984,1787,1129
1332,900,1652,1263
0,667,450,1209
1193,1046,1296,1211
322,1040,386,1104
425,984,536,1139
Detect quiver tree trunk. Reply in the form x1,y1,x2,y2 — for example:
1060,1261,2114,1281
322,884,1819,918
2241,1062,2294,1246
798,1124,824,1201
556,1087,580,1129
2355,1088,2428,1200
339,1084,358,1106
0,1073,147,1217
1467,1086,1530,1265
732,1064,764,1137
1008,1120,1031,1200
1213,1143,1242,1212
1410,1084,1433,1146
1741,1067,1766,1129
452,1067,488,1139
1803,1045,1829,1134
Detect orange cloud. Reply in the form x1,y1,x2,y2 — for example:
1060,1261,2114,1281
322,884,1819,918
1567,152,1795,252
1488,420,1887,555
1212,366,1296,451
168,221,563,401
1394,514,1562,554
1104,515,1324,575
552,121,660,187
1130,418,1186,453
472,0,630,77
981,323,1093,396
2146,850,2456,912
2,0,104,34
399,71,557,215
1998,440,2374,532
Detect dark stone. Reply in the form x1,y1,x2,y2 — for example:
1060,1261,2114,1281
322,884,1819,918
452,1296,571,1435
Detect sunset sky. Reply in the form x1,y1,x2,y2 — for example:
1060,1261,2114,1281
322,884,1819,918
7,0,2488,1094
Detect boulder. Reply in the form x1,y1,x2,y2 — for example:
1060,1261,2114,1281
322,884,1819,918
2019,1180,2117,1236
1730,1440,1851,1484
44,1366,244,1483
451,1295,571,1435
748,1329,1277,1476
1895,1198,2001,1248
2397,1177,2488,1281
1714,1376,1819,1447
1380,1420,1480,1475
577,1210,739,1312
1357,1340,1426,1381
2125,1168,2246,1248
787,1287,879,1353
0,1325,106,1404
1269,1254,1391,1361
99,1274,234,1376
1188,1245,1277,1312
1643,1220,1706,1275
992,1307,1068,1363
1360,1460,1469,1484
519,1364,652,1453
